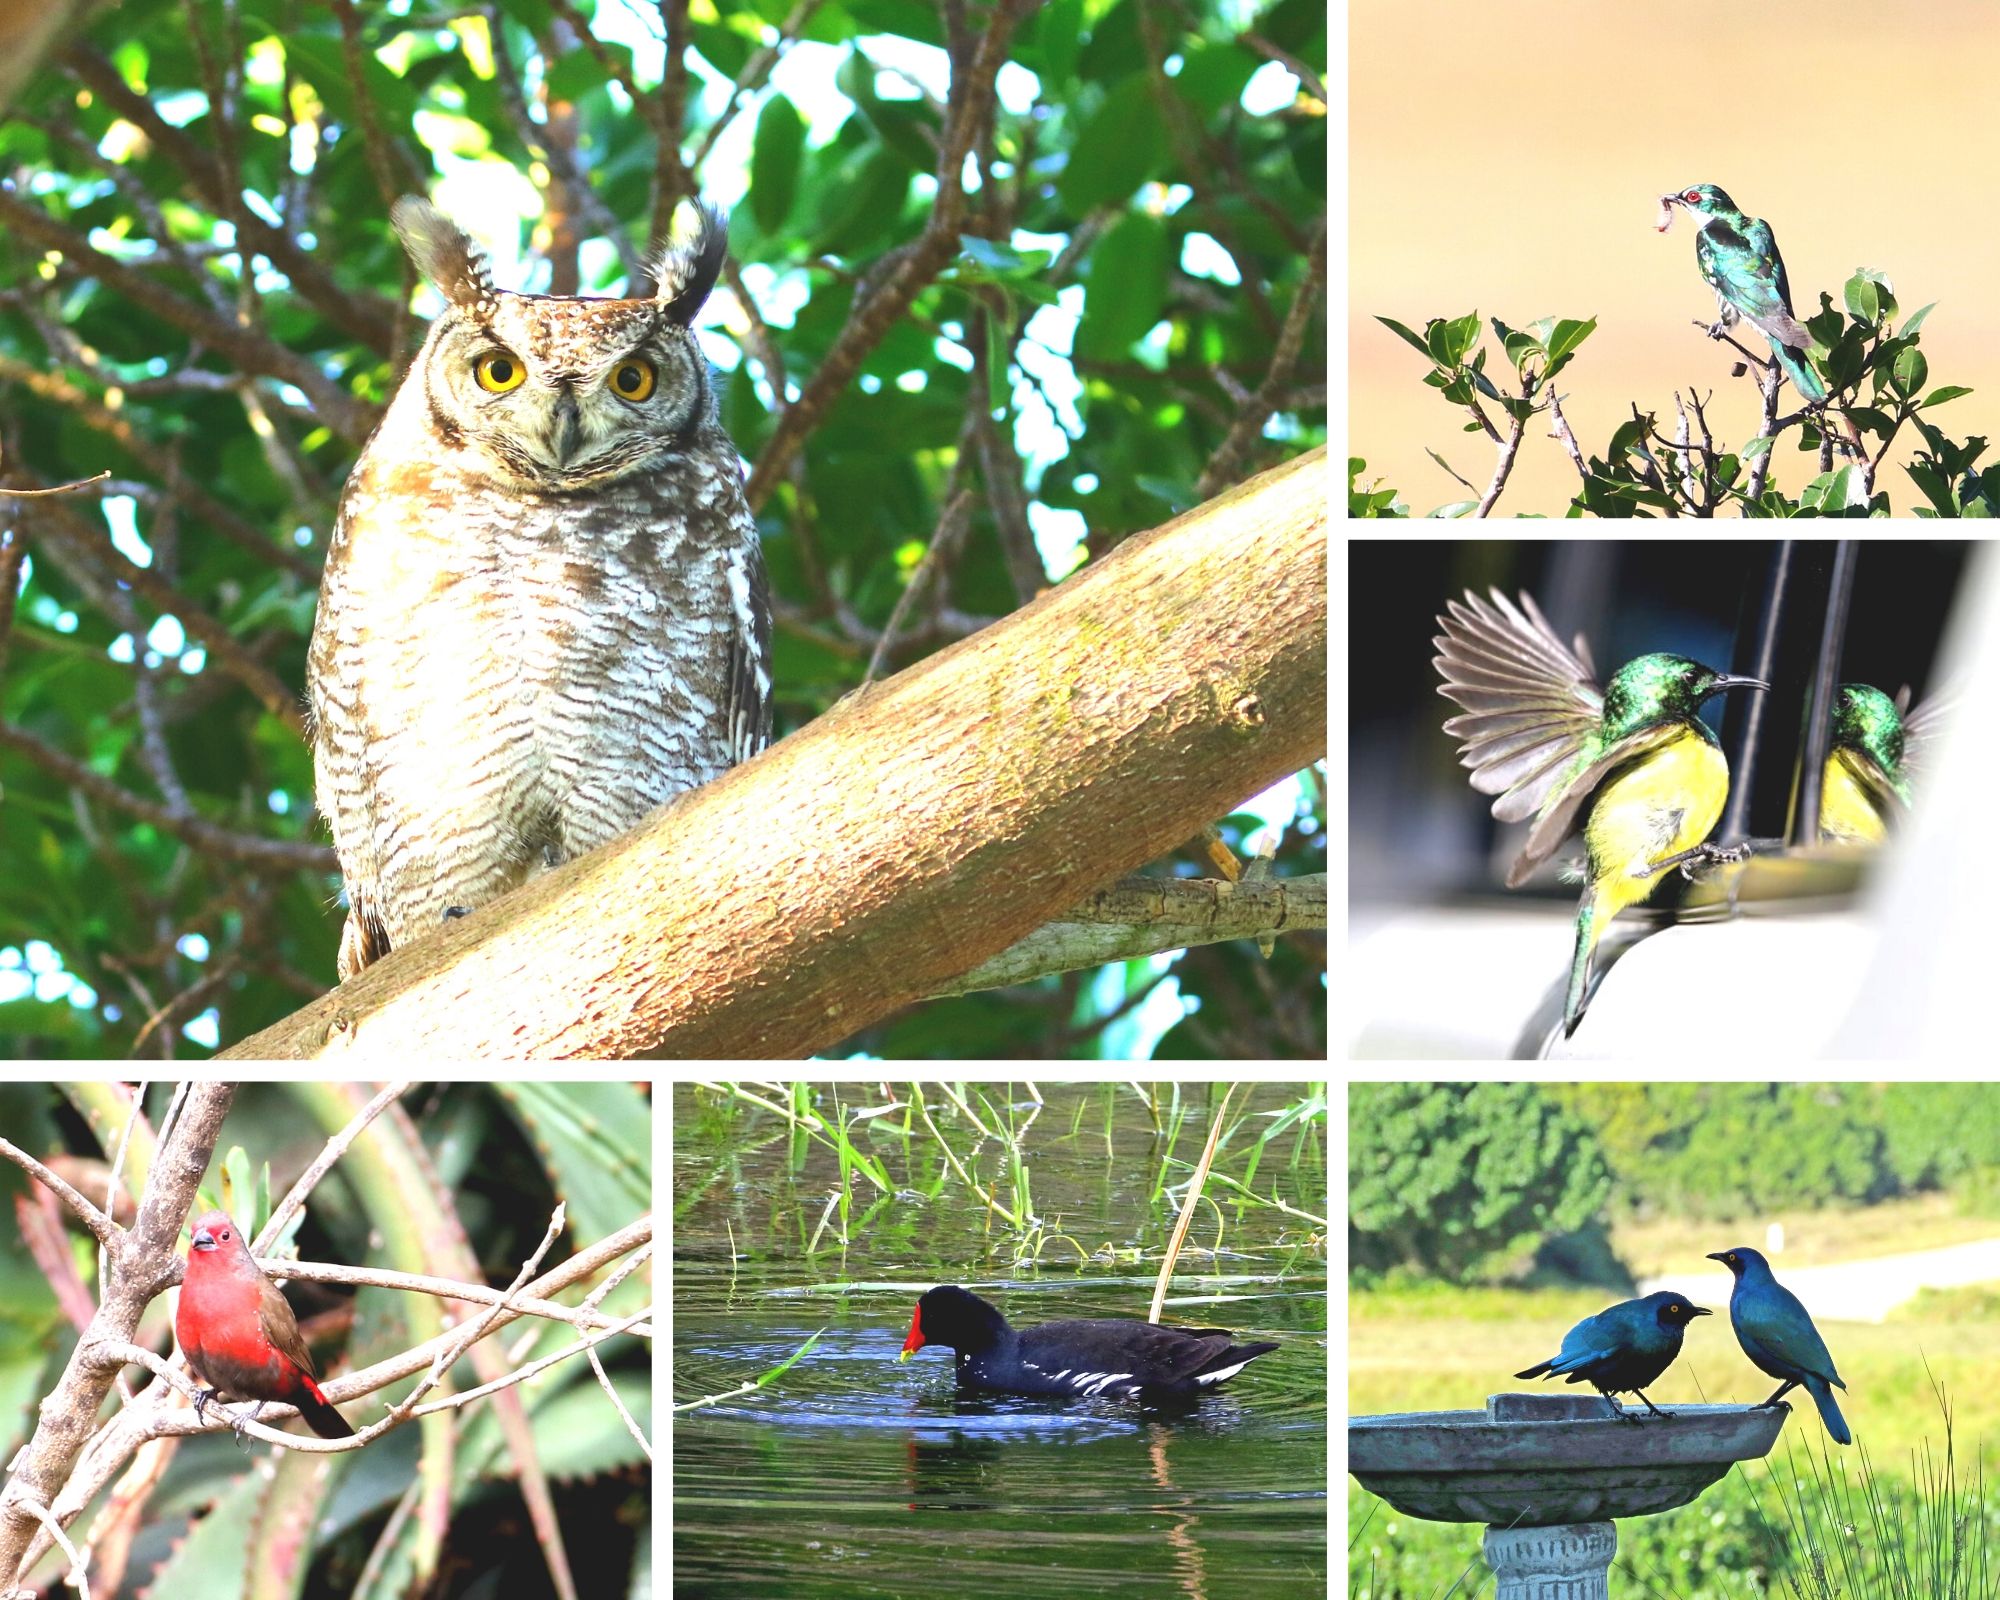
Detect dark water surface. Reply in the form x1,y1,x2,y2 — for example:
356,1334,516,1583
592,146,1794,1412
673,1084,1328,1600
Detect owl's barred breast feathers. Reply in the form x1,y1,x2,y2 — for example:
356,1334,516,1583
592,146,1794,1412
307,197,771,982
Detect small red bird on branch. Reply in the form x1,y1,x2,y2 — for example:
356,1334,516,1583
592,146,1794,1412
174,1209,356,1440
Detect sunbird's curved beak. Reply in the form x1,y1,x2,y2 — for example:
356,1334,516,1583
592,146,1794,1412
1711,674,1770,694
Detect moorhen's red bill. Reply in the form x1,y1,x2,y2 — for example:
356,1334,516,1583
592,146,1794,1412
898,1284,1279,1400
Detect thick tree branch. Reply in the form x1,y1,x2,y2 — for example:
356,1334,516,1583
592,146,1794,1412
220,447,1328,1059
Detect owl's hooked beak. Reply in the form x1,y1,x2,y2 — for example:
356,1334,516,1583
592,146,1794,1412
550,389,583,468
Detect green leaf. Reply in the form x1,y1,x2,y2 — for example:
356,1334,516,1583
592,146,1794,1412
1741,434,1775,460
1441,311,1481,365
1901,301,1935,337
546,39,632,103
1423,447,1462,483
1844,273,1880,324
1492,317,1542,373
1030,0,1085,83
986,310,1010,410
1803,465,1858,512
749,96,806,235
1426,500,1478,518
1171,40,1260,115
1545,316,1597,362
954,237,1047,277
1074,210,1168,359
1057,74,1166,212
1891,345,1928,397
811,146,909,256
1607,417,1650,459
496,1081,651,1243
1920,386,1973,409
1377,315,1431,357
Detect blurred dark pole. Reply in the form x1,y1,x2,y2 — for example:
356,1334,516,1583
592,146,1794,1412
1791,542,1859,844
1719,541,1851,844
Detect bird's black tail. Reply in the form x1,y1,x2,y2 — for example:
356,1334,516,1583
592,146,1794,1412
1514,1361,1554,1381
1802,1375,1850,1445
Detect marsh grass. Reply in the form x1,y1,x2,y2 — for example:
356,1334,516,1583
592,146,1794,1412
685,1079,1326,1271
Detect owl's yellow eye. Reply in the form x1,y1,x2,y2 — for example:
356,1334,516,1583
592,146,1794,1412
474,352,525,393
610,359,657,402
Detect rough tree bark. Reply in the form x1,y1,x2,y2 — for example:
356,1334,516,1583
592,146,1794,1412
221,446,1329,1060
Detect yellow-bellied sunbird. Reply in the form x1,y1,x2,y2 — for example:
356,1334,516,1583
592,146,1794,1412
1434,589,1768,1035
1820,683,1950,844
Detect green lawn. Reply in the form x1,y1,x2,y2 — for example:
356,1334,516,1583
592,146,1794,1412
1351,1284,2000,1456
1609,1191,2000,1279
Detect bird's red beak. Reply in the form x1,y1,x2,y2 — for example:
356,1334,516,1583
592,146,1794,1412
898,1305,925,1363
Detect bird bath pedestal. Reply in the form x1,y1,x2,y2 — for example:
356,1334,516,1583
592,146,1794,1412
1349,1393,1785,1599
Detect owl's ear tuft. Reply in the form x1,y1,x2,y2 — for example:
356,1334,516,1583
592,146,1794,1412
653,201,728,327
391,196,499,318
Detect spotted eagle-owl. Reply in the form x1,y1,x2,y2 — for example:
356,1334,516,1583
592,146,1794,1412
306,197,771,981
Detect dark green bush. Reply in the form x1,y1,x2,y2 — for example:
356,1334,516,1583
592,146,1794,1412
1873,1084,2000,1194
1348,1083,1611,1285
1546,1084,1889,1219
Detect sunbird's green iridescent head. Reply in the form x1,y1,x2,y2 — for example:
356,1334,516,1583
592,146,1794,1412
1663,183,1739,219
1833,684,1905,772
1601,652,1768,743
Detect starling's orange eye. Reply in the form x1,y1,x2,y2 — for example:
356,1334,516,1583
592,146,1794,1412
610,358,656,402
474,352,525,393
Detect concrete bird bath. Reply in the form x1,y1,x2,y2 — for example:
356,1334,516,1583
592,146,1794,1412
1349,1393,1786,1598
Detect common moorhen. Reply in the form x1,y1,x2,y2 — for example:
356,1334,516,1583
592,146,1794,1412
899,1284,1279,1400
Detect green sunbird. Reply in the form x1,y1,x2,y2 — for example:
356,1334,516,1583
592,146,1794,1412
1657,182,1827,405
1820,682,1947,844
1434,589,1768,1036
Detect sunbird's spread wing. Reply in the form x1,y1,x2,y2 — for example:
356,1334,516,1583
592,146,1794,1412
1898,683,1956,794
1437,588,1638,887
1697,216,1811,350
1434,588,1601,816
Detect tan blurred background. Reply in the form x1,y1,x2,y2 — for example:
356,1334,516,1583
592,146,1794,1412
1349,0,2000,517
